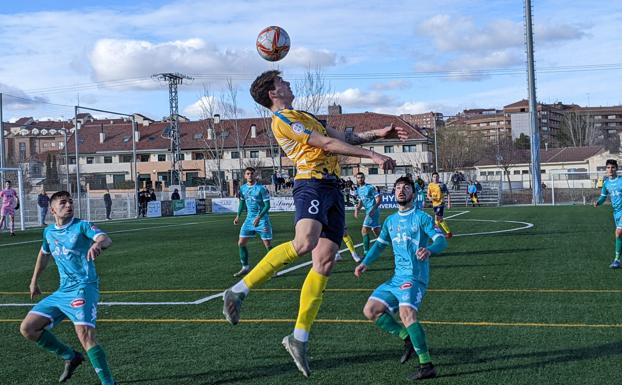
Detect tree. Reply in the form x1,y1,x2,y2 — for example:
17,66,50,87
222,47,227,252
493,136,525,197
293,66,334,115
436,124,487,172
514,133,531,149
254,104,279,173
560,110,600,147
197,85,226,197
220,78,243,179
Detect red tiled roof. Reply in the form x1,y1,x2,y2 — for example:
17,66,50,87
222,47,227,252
474,146,606,166
67,112,428,154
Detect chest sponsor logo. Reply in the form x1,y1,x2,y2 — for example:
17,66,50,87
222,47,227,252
400,282,413,290
70,298,86,308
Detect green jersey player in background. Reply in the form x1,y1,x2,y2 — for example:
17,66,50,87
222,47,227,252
355,176,448,380
594,159,622,269
19,191,117,384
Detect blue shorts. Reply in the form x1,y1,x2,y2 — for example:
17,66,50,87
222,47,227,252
293,179,345,246
433,205,445,217
240,217,273,240
370,276,427,312
363,209,381,229
29,285,99,329
615,211,622,230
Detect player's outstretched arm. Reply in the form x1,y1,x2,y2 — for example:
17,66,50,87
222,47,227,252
308,131,396,171
327,124,409,145
594,195,607,207
29,250,51,300
87,234,112,261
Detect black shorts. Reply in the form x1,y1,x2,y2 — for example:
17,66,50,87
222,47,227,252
433,205,445,217
293,179,345,246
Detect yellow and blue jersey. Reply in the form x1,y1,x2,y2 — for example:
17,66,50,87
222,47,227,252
375,208,443,285
41,218,106,290
272,109,340,180
602,177,622,213
427,182,448,207
239,182,270,219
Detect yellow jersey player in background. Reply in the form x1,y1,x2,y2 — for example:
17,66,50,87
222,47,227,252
222,70,408,377
427,172,453,238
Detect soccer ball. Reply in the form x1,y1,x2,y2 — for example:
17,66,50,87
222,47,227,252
256,26,290,62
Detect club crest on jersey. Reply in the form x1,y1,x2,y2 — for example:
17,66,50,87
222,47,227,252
400,282,413,290
70,298,86,308
291,122,306,134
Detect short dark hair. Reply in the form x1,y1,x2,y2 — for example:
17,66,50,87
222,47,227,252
432,172,439,177
50,191,71,204
394,176,415,191
244,167,256,173
4,180,11,184
606,159,618,168
356,172,365,177
250,70,281,109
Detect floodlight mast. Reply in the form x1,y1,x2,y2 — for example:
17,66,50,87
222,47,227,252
152,73,193,187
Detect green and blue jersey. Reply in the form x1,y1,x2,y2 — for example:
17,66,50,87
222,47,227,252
239,183,270,219
357,183,380,211
601,177,622,214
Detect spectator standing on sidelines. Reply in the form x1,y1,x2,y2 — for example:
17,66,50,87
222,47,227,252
38,188,50,226
103,189,112,221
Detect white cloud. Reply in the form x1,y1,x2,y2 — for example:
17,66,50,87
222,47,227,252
183,96,219,119
283,47,340,67
332,88,398,109
0,83,49,109
418,14,587,53
416,50,523,80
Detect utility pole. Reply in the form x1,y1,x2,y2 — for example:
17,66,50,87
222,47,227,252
152,72,193,187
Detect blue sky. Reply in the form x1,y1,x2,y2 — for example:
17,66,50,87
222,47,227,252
0,0,620,122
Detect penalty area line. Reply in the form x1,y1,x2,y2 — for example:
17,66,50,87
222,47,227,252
0,318,621,329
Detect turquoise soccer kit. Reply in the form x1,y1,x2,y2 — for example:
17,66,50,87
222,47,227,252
30,218,105,328
239,183,273,240
357,183,381,229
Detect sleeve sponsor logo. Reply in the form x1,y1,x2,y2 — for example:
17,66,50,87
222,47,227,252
291,122,306,134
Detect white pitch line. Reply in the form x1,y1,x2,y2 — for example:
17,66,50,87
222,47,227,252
0,222,201,248
444,210,470,219
0,214,534,308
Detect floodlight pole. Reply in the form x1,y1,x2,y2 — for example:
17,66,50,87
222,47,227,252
525,0,542,205
0,93,4,186
131,118,139,217
74,106,82,217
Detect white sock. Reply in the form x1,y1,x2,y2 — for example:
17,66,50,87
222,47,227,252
231,280,249,296
293,328,309,342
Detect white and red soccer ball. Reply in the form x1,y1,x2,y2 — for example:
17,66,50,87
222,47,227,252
256,26,290,62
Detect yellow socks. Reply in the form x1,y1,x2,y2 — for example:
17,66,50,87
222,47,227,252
243,241,298,289
438,220,451,234
342,233,356,256
293,269,329,342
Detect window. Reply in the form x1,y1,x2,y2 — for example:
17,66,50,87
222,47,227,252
480,172,486,176
69,157,76,165
120,154,132,163
86,157,94,164
178,153,186,161
541,169,546,174
345,127,354,135
231,151,240,159
522,170,529,174
113,174,125,186
193,133,203,140
341,167,353,176
104,156,113,164
193,152,205,160
368,167,378,175
487,171,495,176
250,150,259,158
158,154,166,162
139,154,150,162
608,115,616,119
403,145,416,152
19,143,26,161
384,145,394,153
495,171,501,176
513,170,521,175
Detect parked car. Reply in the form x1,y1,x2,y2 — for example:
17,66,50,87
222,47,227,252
198,185,222,198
